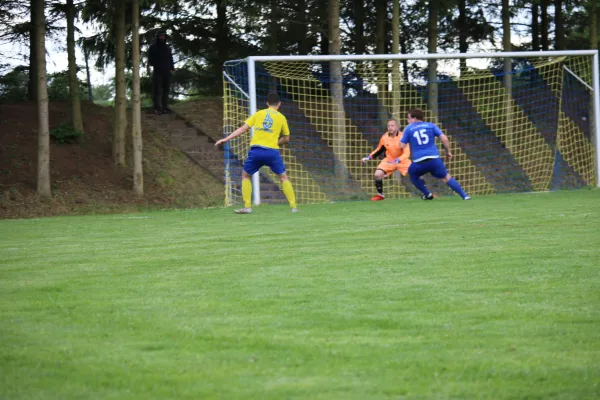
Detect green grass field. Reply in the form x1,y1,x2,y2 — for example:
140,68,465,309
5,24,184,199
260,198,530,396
1,190,599,399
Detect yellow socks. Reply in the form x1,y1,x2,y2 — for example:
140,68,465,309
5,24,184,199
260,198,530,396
282,180,296,209
242,178,295,209
242,179,252,208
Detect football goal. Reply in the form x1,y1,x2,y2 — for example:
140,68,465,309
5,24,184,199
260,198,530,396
222,50,599,206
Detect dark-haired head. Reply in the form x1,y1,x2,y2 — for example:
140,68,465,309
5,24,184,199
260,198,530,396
408,108,424,121
266,92,281,106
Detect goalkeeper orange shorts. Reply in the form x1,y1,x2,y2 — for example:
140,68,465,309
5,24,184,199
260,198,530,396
377,159,411,177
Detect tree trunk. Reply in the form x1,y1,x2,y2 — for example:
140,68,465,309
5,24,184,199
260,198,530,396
268,0,278,91
297,0,311,54
354,0,365,55
375,0,387,127
67,0,83,134
131,0,143,196
502,0,514,142
84,48,93,101
502,0,512,81
391,0,400,118
555,0,564,50
214,0,228,95
28,0,38,102
400,19,409,82
353,0,366,80
458,0,467,72
35,0,50,198
329,0,347,181
428,0,438,119
113,0,127,166
540,0,549,50
375,0,386,56
319,0,329,56
590,0,598,50
532,1,540,51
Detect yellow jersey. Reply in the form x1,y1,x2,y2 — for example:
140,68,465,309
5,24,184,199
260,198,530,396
245,108,290,150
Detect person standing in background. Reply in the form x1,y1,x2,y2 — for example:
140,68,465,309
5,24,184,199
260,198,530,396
148,31,175,114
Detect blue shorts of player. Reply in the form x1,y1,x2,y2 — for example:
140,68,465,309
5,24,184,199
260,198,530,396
243,146,286,175
408,157,448,179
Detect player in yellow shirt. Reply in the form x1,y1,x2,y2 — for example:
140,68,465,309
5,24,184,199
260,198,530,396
361,118,411,201
215,92,297,214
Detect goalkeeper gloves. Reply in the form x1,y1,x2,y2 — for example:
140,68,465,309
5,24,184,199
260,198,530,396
361,155,372,164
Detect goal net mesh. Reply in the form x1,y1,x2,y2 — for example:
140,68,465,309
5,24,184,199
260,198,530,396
222,55,596,205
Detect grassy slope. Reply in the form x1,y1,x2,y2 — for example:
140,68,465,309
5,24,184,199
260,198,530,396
1,190,599,399
0,102,224,219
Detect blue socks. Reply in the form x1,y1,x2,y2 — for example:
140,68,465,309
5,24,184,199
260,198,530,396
410,174,431,196
410,175,469,199
447,178,468,199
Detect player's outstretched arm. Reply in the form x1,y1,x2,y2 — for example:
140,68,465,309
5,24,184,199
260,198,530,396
363,139,385,164
439,134,453,160
215,124,250,146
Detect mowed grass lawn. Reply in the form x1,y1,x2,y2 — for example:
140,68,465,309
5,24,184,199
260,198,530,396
1,190,599,399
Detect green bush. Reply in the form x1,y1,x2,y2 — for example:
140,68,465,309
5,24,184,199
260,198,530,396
50,123,82,144
155,170,175,187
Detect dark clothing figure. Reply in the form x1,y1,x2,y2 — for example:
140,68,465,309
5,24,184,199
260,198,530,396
152,72,171,114
148,32,174,113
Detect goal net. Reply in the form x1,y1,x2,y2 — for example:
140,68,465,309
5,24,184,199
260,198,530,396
222,51,599,206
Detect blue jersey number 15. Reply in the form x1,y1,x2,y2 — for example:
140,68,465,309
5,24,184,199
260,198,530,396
413,129,429,145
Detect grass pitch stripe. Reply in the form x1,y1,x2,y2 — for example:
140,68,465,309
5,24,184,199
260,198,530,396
1,191,599,399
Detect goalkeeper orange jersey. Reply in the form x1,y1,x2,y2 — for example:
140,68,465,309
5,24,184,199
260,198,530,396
369,132,410,162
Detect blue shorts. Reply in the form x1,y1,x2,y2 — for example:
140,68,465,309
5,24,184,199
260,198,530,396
408,157,448,179
243,146,286,175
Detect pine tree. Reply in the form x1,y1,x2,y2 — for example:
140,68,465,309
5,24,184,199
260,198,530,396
131,0,143,196
113,0,127,166
35,0,50,198
66,0,84,134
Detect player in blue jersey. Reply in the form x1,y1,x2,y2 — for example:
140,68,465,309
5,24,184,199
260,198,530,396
400,108,471,200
